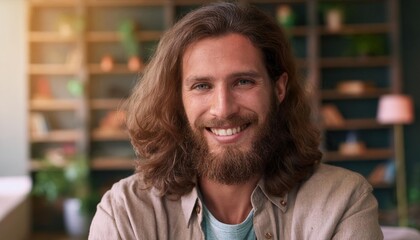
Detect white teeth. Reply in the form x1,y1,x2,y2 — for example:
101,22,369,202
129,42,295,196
211,126,242,136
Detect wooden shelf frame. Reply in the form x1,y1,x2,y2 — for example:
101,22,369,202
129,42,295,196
321,89,390,100
323,148,394,162
30,129,83,143
30,99,81,111
90,99,126,110
91,129,130,141
86,31,163,42
91,157,135,170
324,119,391,131
87,0,167,7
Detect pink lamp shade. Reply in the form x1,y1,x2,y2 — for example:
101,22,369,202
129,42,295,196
377,94,414,124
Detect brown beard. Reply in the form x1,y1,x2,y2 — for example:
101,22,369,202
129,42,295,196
185,100,281,185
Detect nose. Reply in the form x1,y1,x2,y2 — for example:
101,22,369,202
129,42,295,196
209,85,239,118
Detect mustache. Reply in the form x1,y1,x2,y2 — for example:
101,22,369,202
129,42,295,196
194,114,258,129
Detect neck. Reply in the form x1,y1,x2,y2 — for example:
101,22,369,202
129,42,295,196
198,175,260,224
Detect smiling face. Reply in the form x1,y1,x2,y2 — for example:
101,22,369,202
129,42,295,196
181,33,287,183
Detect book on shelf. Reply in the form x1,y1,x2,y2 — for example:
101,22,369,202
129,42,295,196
30,113,49,135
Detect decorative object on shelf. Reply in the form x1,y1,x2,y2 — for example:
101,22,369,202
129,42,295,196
368,160,395,186
118,19,144,72
320,3,345,32
67,78,84,97
276,5,296,32
347,34,386,57
339,131,366,155
100,54,115,72
321,104,344,127
66,47,82,70
57,14,84,38
33,77,53,100
32,147,97,237
96,110,126,134
377,94,415,226
336,80,376,95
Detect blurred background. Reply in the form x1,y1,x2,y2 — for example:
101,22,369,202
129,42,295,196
0,0,419,239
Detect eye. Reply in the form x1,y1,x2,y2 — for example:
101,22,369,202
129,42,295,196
236,79,255,86
192,83,211,90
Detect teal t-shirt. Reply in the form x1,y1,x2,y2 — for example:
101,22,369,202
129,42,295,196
201,204,256,240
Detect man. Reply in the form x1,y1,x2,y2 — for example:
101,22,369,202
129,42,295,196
89,2,383,239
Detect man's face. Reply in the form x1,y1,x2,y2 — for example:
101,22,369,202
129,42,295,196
181,33,287,184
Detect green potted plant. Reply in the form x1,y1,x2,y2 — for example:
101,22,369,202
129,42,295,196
32,149,97,236
118,19,144,72
347,34,386,57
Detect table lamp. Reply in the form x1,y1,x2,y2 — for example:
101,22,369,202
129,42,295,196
377,94,414,226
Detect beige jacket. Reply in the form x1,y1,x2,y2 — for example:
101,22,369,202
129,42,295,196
89,164,383,239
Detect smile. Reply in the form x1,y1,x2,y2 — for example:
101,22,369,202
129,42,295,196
209,125,248,136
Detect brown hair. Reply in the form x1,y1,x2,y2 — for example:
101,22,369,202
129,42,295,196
125,2,322,197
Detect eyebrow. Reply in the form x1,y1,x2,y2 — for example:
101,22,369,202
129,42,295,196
183,70,263,86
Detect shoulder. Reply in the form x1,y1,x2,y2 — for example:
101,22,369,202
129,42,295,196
295,164,373,207
101,173,161,211
287,164,381,238
305,163,372,192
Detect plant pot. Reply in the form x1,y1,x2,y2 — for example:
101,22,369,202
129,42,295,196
100,55,114,72
63,198,89,237
127,56,144,72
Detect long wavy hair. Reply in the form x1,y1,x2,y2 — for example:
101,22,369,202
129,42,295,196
124,2,322,197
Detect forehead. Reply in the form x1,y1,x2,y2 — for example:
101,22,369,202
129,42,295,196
181,34,267,79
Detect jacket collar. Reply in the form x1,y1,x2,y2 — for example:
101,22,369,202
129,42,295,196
254,178,288,213
181,186,200,226
180,177,289,226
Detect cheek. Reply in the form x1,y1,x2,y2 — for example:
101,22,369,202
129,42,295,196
182,94,202,125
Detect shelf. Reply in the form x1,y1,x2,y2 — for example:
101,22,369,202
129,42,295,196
321,89,390,100
324,119,390,131
320,23,389,35
87,31,163,42
320,56,390,68
29,64,78,75
31,130,82,143
29,32,78,42
87,0,166,7
323,148,394,162
91,157,135,170
174,0,224,5
30,99,80,111
88,64,141,75
248,0,307,3
91,129,129,141
29,0,77,7
91,99,126,110
371,182,394,189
